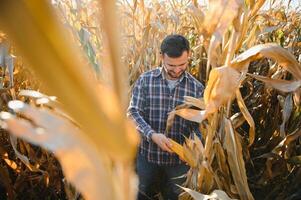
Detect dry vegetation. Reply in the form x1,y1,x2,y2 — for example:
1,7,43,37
0,0,300,200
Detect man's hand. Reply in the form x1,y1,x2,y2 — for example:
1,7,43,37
151,133,173,153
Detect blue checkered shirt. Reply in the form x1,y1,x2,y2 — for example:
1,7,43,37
127,67,204,165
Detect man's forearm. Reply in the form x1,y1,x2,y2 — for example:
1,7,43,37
127,108,155,141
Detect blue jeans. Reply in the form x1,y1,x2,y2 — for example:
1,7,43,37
136,154,189,200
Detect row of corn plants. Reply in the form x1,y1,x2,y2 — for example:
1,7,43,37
0,0,300,200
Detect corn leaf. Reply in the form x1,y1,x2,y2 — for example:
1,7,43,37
236,89,255,146
248,73,301,92
179,186,237,200
184,96,205,109
204,66,241,115
280,94,293,138
232,43,301,79
172,108,206,123
224,118,254,200
0,101,117,200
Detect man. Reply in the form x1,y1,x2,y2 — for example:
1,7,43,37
127,34,204,200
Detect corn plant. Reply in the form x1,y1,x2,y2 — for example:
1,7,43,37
0,0,300,200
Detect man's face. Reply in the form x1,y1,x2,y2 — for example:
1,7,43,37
162,51,189,80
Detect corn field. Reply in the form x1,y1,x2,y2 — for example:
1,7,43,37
0,0,300,200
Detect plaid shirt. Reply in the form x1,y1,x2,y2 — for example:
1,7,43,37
127,67,204,165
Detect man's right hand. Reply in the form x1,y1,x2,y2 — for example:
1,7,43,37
151,133,173,153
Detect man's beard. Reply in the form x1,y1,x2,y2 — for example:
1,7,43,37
167,70,184,79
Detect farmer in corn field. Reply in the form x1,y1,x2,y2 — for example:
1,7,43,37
127,34,204,200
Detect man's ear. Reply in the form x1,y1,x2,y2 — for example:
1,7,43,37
188,50,192,58
160,52,164,60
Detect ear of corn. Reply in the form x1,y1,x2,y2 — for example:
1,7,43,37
169,139,186,162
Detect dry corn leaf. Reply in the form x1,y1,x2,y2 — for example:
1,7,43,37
97,0,128,110
197,113,219,189
224,118,254,200
293,88,301,106
214,139,229,173
186,4,204,31
0,101,116,200
183,143,198,168
19,90,56,100
250,0,266,18
231,43,301,79
194,133,205,155
3,153,19,172
280,94,293,138
205,0,242,70
283,128,301,147
200,163,216,193
230,112,245,129
0,146,20,172
179,186,237,200
236,89,255,146
273,128,301,154
0,41,14,87
235,10,250,52
225,3,243,64
19,89,60,108
0,0,137,161
198,137,225,192
248,73,301,92
204,66,241,115
172,108,206,123
245,0,255,8
243,25,260,49
166,110,177,133
166,103,192,132
9,135,43,173
184,96,205,110
203,0,242,36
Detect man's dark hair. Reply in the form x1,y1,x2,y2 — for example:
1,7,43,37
160,34,190,58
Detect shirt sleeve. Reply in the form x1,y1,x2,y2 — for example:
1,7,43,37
127,76,155,142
